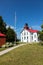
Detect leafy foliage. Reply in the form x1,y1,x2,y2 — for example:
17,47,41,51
0,16,17,43
6,27,17,42
0,16,6,34
39,32,43,41
41,24,43,29
41,24,43,31
39,24,43,41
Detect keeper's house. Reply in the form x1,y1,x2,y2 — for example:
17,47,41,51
21,24,38,43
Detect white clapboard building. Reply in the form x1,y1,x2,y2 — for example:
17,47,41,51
21,24,38,43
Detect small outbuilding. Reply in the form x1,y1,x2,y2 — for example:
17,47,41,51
0,33,6,47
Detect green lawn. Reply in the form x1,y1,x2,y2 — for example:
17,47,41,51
0,43,14,51
0,47,6,51
0,43,43,65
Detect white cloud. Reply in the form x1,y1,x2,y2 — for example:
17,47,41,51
6,25,14,29
6,25,9,28
10,26,14,29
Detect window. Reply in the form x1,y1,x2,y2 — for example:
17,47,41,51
22,37,23,39
22,37,23,42
27,32,28,35
24,37,26,40
24,32,26,35
34,35,36,38
31,33,33,35
22,33,23,35
31,36,33,40
27,36,28,39
34,40,36,42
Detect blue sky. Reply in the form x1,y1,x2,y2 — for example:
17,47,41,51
0,0,43,38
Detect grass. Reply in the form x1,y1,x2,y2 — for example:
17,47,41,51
0,47,6,51
0,42,15,51
0,43,43,65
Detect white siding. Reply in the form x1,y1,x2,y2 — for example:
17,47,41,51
21,29,30,42
33,33,38,42
21,29,38,43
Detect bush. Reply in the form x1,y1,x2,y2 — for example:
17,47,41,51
16,42,20,45
9,44,14,47
39,41,43,45
5,42,14,48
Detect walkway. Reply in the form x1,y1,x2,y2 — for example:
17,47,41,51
0,44,26,56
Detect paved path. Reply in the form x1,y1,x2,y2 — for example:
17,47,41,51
0,44,27,56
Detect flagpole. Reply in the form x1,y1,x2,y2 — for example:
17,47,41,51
15,12,16,44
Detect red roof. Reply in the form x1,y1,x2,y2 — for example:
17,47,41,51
25,28,38,33
0,33,6,37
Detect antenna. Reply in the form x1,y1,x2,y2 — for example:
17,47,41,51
15,12,16,44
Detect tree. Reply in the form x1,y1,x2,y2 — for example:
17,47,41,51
41,24,43,31
39,24,43,41
0,16,17,43
0,16,6,34
6,27,17,43
41,24,43,29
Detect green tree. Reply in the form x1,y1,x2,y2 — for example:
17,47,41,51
0,16,17,43
39,24,43,41
0,16,6,34
6,27,17,43
41,24,43,31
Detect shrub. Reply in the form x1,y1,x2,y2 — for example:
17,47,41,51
39,41,43,45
